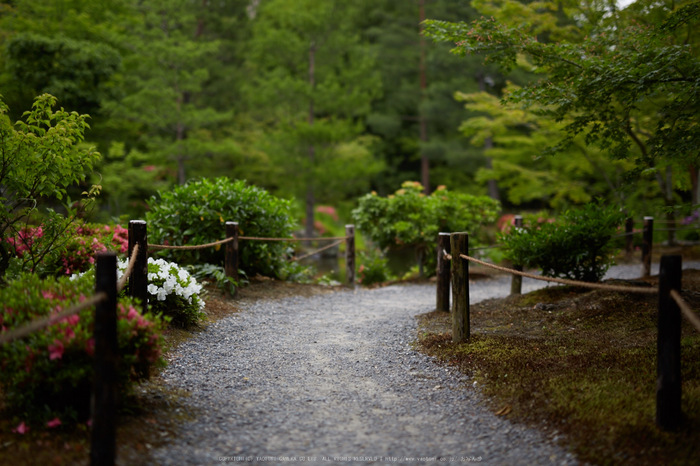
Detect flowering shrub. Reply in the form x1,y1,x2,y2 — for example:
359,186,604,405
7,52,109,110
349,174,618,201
0,273,166,426
353,182,500,276
6,222,130,277
122,257,205,328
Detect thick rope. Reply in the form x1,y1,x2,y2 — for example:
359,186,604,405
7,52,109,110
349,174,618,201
148,235,349,250
239,235,348,242
148,236,235,250
292,239,344,262
117,244,139,292
0,293,107,345
457,253,658,294
671,290,700,333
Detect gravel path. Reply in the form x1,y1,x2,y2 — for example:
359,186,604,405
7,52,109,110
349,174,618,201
147,261,699,466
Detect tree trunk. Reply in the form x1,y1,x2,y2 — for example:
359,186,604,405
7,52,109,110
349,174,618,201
419,0,429,194
478,73,499,201
305,42,317,241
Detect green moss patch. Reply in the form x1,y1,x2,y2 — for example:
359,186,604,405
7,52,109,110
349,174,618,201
417,273,700,465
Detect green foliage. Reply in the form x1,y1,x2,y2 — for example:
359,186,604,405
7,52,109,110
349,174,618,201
353,181,500,274
500,203,625,282
357,248,393,286
146,178,296,279
5,33,121,116
455,84,634,210
424,1,700,215
0,273,165,426
0,94,100,279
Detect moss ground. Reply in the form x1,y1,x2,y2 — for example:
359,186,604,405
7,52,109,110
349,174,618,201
416,267,700,465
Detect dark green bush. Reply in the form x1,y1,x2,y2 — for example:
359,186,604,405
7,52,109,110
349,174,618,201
500,203,625,282
146,178,296,279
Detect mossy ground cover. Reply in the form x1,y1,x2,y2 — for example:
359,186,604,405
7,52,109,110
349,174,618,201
416,270,700,465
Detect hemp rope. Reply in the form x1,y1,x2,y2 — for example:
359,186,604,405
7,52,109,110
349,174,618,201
0,293,107,345
671,290,700,333
292,239,344,262
117,244,139,292
148,235,349,250
455,252,658,294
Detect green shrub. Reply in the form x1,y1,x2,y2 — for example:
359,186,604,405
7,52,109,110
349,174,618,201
500,203,625,282
0,94,100,279
0,273,166,426
357,248,393,286
146,178,296,279
352,182,500,276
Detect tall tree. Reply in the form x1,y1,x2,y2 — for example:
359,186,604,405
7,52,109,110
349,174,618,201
244,0,383,238
425,0,700,234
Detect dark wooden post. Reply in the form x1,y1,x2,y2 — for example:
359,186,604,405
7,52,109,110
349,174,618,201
436,232,451,312
345,225,355,286
643,217,654,277
625,217,634,257
657,255,682,431
451,233,469,343
91,253,118,466
510,215,524,295
128,220,148,311
225,222,239,284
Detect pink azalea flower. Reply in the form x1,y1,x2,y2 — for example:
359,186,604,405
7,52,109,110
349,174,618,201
13,421,29,434
47,417,62,428
85,338,95,356
143,165,156,172
48,340,65,360
41,290,56,300
127,307,139,321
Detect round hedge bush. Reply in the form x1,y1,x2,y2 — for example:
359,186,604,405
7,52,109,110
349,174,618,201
146,178,296,279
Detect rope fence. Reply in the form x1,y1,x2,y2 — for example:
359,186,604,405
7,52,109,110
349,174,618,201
437,230,700,432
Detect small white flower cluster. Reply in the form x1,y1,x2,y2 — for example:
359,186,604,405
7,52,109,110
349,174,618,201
117,257,205,310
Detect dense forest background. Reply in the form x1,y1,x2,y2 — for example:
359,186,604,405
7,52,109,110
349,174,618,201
0,0,697,234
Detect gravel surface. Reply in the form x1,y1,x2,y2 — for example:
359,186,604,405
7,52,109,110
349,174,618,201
147,261,700,466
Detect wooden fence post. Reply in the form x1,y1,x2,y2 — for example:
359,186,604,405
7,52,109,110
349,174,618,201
643,216,654,277
657,255,682,431
436,232,451,312
225,221,239,285
128,220,149,311
91,253,118,466
345,225,355,286
625,217,634,257
451,233,470,343
510,215,523,295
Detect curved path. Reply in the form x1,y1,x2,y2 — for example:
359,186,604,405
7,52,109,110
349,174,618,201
149,276,579,466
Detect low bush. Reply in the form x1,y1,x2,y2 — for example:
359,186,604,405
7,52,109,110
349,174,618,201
357,248,393,286
0,273,166,427
499,203,625,282
6,222,129,279
146,178,296,279
353,182,500,276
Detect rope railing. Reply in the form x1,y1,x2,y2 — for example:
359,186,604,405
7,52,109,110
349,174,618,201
148,236,235,251
292,239,345,262
0,246,141,346
127,220,357,293
457,253,659,294
439,231,698,432
671,289,700,333
117,244,139,292
0,292,107,345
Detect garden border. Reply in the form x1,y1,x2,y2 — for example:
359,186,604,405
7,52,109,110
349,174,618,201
436,230,700,432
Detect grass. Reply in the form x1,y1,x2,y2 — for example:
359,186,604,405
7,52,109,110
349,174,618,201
415,271,700,465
